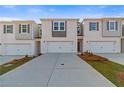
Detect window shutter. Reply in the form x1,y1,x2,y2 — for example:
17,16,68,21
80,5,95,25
3,25,6,33
122,25,124,36
19,24,21,33
97,22,99,31
28,24,30,33
52,21,53,31
89,22,91,31
65,21,67,32
52,21,53,36
107,22,109,30
11,25,13,33
115,21,118,31
65,21,67,37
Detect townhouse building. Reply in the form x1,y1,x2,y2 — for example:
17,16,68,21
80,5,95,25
0,17,124,55
41,18,79,53
83,18,124,53
0,20,40,55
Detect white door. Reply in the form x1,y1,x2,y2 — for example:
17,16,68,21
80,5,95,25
47,41,74,53
88,41,116,53
4,44,32,55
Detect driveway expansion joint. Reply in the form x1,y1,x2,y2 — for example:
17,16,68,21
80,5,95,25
46,54,60,87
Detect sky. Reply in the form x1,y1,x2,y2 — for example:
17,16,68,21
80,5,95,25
0,5,124,23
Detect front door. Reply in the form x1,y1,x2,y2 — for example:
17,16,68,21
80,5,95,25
77,39,82,53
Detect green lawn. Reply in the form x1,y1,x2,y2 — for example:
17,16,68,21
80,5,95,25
79,53,124,87
85,60,124,87
0,57,33,75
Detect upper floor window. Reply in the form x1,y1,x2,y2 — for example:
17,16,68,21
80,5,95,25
53,22,59,30
3,25,13,33
53,21,65,31
19,24,30,33
107,21,118,31
89,22,99,31
60,22,65,30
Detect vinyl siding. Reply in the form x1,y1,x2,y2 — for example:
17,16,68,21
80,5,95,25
102,19,121,37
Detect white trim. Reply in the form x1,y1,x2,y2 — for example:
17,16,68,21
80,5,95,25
53,21,65,31
21,24,28,33
108,20,116,31
19,24,30,34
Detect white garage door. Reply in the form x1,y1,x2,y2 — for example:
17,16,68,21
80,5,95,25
88,41,116,53
3,43,32,55
47,41,74,53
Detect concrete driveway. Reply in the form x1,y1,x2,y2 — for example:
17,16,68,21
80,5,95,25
0,53,115,87
0,55,24,65
97,53,124,65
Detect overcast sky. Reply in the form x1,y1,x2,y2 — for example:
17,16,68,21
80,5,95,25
0,5,124,23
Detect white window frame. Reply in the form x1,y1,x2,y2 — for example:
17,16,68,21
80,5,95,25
21,24,29,33
89,22,97,31
108,21,116,31
53,21,65,31
4,25,13,33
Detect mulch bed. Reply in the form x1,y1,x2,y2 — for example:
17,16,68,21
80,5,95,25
79,53,108,61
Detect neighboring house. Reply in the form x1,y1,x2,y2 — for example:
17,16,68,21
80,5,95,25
83,18,123,53
0,20,40,55
41,18,79,53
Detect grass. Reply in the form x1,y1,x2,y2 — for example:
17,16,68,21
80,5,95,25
79,54,124,87
0,56,34,75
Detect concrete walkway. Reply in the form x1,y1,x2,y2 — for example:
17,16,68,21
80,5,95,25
0,53,115,87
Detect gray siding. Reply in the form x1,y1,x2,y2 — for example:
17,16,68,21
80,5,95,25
52,31,66,37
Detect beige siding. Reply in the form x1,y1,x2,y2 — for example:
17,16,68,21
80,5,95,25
32,22,39,38
15,23,33,40
14,21,39,40
83,20,102,38
41,19,78,41
102,19,122,37
0,21,39,40
41,19,78,53
83,18,121,53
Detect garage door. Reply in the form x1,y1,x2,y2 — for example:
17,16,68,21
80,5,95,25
3,43,32,55
47,41,74,53
88,41,116,53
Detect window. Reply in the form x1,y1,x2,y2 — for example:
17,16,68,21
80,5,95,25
22,25,27,33
53,21,65,31
53,22,59,30
107,21,118,31
19,24,30,33
3,25,13,33
109,22,115,30
60,22,65,30
89,22,99,31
